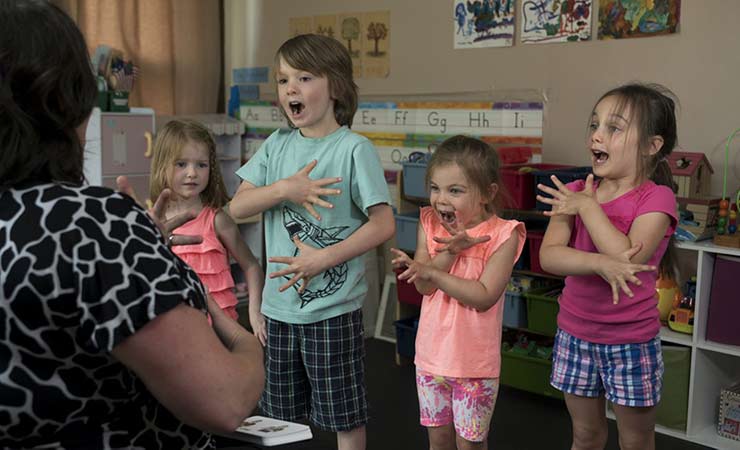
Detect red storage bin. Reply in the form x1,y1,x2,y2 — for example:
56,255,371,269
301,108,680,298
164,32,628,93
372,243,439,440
527,230,546,274
395,268,423,306
501,164,571,210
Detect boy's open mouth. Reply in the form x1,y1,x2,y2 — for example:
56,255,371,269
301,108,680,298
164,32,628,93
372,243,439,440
289,101,304,115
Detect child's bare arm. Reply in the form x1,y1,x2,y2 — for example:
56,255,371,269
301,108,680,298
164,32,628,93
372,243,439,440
230,160,342,220
268,203,395,293
215,211,266,344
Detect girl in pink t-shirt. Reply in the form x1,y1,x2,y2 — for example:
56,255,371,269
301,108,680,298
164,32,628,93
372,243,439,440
150,120,265,342
392,135,525,449
537,83,679,449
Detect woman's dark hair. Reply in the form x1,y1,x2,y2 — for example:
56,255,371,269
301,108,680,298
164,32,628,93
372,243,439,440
0,0,98,189
591,82,679,278
275,34,358,128
425,135,507,214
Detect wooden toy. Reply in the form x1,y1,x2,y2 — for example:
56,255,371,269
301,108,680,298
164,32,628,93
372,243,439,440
713,128,740,248
667,151,714,199
676,196,720,241
668,277,695,335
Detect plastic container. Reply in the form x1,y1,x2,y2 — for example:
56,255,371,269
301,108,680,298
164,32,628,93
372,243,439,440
527,230,546,274
394,268,423,306
394,210,419,252
394,317,419,358
401,161,429,199
504,292,528,329
524,287,563,336
656,345,691,431
501,163,571,210
500,351,563,399
533,166,592,211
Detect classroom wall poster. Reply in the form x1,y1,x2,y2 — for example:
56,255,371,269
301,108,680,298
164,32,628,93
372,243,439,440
289,11,390,79
521,0,593,44
454,0,515,49
598,0,681,40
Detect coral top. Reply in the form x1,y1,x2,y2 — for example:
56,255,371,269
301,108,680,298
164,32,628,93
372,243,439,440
171,207,237,310
414,207,525,379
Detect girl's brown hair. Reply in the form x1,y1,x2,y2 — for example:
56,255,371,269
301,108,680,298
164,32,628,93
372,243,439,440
425,135,507,214
149,119,230,208
590,82,679,278
275,34,358,127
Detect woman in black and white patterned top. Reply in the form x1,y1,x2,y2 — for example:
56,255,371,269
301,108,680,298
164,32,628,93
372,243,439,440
0,1,264,448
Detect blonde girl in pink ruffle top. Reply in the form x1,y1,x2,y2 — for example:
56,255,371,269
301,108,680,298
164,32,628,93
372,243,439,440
150,119,266,343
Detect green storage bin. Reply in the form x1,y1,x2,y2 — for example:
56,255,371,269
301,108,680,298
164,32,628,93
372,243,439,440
524,287,562,336
500,351,563,399
656,344,690,431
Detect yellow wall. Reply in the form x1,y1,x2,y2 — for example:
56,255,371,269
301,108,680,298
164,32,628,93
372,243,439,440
225,0,740,198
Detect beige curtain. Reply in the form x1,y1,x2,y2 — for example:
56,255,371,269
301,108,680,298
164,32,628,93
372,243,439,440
54,0,223,115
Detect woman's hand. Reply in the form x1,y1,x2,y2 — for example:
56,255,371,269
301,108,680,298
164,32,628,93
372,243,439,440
537,174,597,217
116,175,201,246
268,236,330,293
276,160,342,221
432,213,491,254
594,243,656,304
390,247,436,284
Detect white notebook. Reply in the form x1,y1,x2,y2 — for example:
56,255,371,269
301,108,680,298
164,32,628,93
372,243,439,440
228,415,313,447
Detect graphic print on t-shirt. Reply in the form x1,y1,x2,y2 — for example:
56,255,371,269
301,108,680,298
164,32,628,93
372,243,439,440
282,206,348,307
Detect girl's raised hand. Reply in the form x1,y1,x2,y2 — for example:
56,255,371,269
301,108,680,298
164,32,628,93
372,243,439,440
595,243,656,304
537,174,596,217
278,160,342,221
268,236,329,294
433,213,491,254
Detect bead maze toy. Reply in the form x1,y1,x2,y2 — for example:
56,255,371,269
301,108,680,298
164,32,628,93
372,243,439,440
714,128,740,248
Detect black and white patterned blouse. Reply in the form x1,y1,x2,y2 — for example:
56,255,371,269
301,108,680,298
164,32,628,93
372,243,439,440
0,183,212,449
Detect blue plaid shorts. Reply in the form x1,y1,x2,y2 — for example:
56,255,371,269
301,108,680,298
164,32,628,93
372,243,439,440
550,329,664,407
260,309,368,432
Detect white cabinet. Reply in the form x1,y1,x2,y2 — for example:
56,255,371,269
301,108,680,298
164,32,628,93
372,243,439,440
83,107,155,203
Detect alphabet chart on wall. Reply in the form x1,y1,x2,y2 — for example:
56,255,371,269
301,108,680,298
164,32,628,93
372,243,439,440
239,99,544,171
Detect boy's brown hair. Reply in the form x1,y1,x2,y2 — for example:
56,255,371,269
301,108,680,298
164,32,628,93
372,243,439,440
275,34,358,127
149,119,230,208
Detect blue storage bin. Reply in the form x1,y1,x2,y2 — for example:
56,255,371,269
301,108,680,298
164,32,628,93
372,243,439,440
394,317,419,358
533,166,592,210
394,210,419,252
504,291,527,329
402,161,429,199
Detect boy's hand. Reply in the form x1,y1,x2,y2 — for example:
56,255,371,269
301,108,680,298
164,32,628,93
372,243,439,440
278,160,342,221
433,213,491,254
249,313,267,346
537,174,597,217
390,248,435,284
268,236,329,293
116,175,202,246
595,243,656,304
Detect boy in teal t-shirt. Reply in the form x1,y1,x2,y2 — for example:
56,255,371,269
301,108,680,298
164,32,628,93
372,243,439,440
231,34,394,450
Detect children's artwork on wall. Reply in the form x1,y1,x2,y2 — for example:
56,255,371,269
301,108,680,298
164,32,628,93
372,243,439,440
453,0,515,49
598,0,681,40
361,11,390,78
288,17,312,37
521,0,593,44
289,11,390,78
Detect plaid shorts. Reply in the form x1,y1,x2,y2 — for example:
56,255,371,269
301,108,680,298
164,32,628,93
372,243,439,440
550,329,664,407
260,309,368,432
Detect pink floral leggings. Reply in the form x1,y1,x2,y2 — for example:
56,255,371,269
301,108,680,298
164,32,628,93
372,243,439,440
416,368,500,442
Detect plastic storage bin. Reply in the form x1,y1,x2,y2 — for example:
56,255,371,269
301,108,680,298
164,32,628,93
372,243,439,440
402,161,429,199
500,351,563,399
656,345,691,431
394,210,419,252
527,230,546,274
504,292,527,329
524,286,563,336
395,268,423,306
533,166,592,211
706,255,740,346
394,317,419,358
501,163,571,210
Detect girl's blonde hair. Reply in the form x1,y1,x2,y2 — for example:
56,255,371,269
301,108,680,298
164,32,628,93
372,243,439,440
425,135,507,214
149,119,230,208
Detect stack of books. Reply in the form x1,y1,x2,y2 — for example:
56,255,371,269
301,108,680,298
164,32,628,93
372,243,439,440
226,416,313,447
675,197,719,241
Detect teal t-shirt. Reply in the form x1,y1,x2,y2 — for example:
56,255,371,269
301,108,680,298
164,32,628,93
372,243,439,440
236,126,391,323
